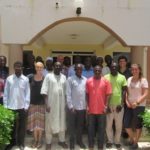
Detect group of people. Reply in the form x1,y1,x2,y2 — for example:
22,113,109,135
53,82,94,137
1,54,149,150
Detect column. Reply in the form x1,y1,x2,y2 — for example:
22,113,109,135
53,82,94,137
9,44,23,74
0,16,9,66
130,46,147,77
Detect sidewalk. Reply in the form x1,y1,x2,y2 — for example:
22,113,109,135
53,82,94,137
11,134,150,150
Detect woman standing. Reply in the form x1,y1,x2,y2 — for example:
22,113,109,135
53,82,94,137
124,64,149,149
27,62,45,148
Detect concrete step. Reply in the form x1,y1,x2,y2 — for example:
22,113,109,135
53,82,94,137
11,134,150,150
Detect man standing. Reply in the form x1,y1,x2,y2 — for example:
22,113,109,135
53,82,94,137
3,61,30,150
66,64,87,150
118,55,131,79
0,56,9,104
68,55,81,77
41,62,68,150
86,65,112,150
0,55,9,80
118,55,131,139
43,57,53,76
82,57,93,79
105,62,127,149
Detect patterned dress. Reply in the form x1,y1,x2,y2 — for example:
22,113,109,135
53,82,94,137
27,77,45,131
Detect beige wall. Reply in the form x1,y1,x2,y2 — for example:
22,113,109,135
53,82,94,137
24,44,130,61
1,0,150,46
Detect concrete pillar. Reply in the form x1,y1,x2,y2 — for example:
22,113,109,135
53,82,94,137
0,16,9,66
146,47,150,105
9,44,23,74
0,44,9,65
130,46,147,77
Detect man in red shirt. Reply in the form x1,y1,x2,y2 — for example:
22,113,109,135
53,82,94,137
86,65,112,150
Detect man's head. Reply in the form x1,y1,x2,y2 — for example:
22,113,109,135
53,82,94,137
74,55,81,64
54,62,62,75
35,56,43,63
46,57,53,71
94,65,102,79
84,57,92,70
14,61,23,77
75,63,83,78
0,56,7,67
118,55,128,69
0,57,2,68
57,55,64,64
110,62,118,76
96,56,103,67
63,56,71,67
104,55,113,67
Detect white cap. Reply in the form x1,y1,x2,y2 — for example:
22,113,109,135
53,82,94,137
46,57,53,62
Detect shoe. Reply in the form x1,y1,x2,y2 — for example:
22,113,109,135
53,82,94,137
130,143,138,149
46,144,51,150
98,144,103,150
77,142,86,149
58,142,68,149
70,142,74,150
125,141,133,146
106,143,113,148
18,145,24,150
5,144,15,150
115,144,122,149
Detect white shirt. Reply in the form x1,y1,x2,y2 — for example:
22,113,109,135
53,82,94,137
41,72,66,133
3,74,30,110
127,77,148,106
66,75,87,110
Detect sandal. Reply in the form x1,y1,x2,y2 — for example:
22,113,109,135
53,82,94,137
37,141,42,149
31,141,38,148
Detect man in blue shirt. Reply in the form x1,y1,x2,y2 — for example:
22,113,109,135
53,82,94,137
82,57,94,79
68,55,81,77
4,61,30,150
66,63,87,150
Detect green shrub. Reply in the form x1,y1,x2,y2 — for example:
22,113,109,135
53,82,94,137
140,109,150,133
0,105,16,148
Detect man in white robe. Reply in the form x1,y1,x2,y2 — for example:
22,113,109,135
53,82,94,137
41,62,68,150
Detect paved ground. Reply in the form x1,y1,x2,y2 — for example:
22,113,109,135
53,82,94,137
11,134,150,150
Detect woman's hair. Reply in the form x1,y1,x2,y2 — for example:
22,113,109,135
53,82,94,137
131,63,142,79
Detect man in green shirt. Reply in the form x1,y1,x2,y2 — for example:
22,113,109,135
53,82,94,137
105,62,127,149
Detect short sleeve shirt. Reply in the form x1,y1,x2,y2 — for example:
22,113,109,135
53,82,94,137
127,77,148,106
104,73,127,106
86,76,112,114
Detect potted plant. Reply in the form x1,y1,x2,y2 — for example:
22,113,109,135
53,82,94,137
139,108,150,142
141,109,150,131
0,105,16,150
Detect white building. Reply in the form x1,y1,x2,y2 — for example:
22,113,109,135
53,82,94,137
0,0,150,87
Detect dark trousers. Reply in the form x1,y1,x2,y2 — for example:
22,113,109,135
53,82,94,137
68,109,86,146
0,97,3,105
88,114,106,148
9,109,27,147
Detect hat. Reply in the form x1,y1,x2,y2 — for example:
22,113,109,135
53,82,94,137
46,57,53,62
